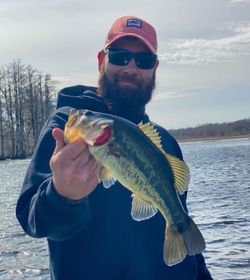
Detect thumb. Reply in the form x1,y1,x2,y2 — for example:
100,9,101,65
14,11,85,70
52,128,65,154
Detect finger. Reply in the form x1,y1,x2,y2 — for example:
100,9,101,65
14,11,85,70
77,159,100,188
75,155,98,174
87,173,100,189
60,138,88,160
89,161,102,185
95,163,102,178
73,148,92,167
52,128,65,154
86,157,100,177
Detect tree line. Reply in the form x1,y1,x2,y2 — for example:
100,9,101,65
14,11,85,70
170,118,250,141
0,60,249,158
0,60,56,159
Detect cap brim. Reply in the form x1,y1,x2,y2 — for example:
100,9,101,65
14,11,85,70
104,33,157,54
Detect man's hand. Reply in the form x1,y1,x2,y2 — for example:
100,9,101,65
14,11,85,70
50,128,99,200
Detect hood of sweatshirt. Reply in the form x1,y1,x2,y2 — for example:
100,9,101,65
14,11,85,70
56,85,108,113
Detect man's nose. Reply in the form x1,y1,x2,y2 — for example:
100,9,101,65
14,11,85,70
122,58,139,75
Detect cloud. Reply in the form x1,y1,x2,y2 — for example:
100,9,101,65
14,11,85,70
159,21,250,65
152,88,206,102
152,91,183,102
54,72,97,89
230,0,250,4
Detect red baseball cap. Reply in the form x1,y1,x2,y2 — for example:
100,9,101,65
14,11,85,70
104,16,158,54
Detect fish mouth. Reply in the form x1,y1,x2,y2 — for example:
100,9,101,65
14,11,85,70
93,126,112,146
84,119,114,146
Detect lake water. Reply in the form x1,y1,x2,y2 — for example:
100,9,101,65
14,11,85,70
0,138,249,279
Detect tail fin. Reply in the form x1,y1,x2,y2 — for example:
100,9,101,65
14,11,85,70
183,217,206,256
163,218,205,266
164,223,187,266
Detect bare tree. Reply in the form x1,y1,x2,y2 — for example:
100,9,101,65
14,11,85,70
0,60,56,159
0,73,5,159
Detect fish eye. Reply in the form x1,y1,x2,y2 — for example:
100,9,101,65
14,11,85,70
79,115,89,125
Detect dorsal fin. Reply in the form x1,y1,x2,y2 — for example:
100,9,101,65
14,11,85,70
138,121,163,151
138,121,190,194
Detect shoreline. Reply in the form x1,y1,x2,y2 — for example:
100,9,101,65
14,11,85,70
177,134,249,143
0,136,249,161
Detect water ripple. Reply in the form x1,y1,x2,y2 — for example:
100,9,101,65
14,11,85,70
1,139,250,280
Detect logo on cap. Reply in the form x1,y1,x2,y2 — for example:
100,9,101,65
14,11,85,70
127,19,142,28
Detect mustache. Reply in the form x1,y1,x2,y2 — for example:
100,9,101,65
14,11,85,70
114,74,142,86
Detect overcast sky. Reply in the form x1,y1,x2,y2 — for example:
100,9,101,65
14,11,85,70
1,0,250,129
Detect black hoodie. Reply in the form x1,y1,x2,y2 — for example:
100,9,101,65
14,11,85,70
16,85,212,280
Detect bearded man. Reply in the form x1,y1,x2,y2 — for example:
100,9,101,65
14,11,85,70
16,16,213,280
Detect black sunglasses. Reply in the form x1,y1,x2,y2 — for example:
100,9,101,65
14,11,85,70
105,48,157,70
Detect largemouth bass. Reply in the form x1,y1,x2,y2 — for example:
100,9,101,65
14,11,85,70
64,109,205,266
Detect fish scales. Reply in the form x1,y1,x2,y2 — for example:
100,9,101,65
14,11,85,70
64,109,206,266
99,120,174,210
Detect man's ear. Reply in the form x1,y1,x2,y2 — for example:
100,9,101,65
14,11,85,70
155,59,159,70
97,50,105,71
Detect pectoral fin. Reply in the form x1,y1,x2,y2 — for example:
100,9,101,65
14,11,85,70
98,167,116,188
131,194,158,221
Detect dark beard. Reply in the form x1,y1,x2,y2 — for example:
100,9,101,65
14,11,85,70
97,71,156,122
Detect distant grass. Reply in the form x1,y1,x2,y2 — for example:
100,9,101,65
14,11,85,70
169,118,250,142
177,134,249,142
